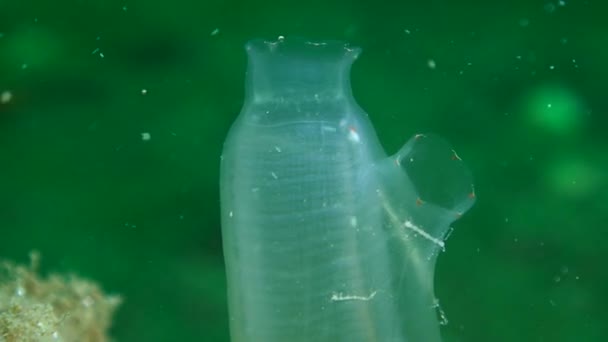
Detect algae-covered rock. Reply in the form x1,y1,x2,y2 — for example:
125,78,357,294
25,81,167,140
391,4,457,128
0,253,121,342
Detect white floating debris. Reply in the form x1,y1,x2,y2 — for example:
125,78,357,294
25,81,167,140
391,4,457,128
210,28,220,36
141,132,151,141
270,171,278,179
572,59,578,68
141,88,148,95
427,59,436,69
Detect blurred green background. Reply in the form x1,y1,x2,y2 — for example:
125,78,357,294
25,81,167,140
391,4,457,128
1,0,606,341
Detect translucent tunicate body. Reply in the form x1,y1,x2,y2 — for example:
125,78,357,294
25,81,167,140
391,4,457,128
220,37,475,342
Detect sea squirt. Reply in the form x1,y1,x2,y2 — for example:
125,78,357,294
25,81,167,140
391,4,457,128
220,36,475,342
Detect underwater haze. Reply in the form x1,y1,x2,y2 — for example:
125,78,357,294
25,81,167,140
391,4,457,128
1,0,607,341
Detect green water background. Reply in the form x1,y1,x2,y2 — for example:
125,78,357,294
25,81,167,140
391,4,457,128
1,0,607,341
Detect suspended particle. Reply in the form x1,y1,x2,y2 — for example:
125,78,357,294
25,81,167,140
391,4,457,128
1,90,12,104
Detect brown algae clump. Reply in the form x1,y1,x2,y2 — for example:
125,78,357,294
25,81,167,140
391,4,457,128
0,253,121,342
